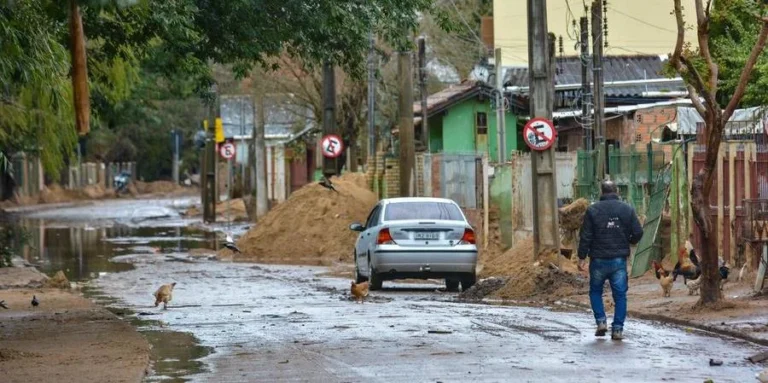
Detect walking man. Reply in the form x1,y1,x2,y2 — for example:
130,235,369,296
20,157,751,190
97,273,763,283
577,181,643,340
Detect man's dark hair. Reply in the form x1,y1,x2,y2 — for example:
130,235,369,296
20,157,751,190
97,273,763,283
601,180,617,195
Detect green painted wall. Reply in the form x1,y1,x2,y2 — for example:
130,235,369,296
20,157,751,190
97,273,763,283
440,100,478,153
427,97,519,159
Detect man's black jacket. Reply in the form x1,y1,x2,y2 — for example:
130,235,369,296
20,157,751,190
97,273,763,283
577,193,644,260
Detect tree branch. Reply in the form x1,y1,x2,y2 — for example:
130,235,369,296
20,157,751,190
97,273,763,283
685,84,707,116
723,20,768,123
671,0,686,68
695,0,718,96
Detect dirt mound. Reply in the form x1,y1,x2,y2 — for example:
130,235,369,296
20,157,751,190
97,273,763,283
458,277,507,301
44,270,70,289
182,198,249,221
39,184,78,204
134,180,182,194
559,198,589,231
337,172,369,190
234,175,377,265
478,237,587,301
80,184,113,199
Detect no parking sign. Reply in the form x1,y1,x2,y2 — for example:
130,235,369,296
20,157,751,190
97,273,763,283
523,118,557,151
321,134,343,159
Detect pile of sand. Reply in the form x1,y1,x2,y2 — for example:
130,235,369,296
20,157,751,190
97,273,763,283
477,237,587,301
39,184,78,204
182,198,249,221
234,173,377,265
559,198,589,248
134,180,183,195
80,184,114,199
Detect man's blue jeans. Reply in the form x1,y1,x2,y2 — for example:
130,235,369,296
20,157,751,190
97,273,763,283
588,257,628,331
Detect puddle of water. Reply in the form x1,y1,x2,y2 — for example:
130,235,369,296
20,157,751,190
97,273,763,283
85,280,213,382
6,217,222,281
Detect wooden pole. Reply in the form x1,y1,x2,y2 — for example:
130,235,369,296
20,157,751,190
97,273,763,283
591,1,605,179
253,94,268,220
418,37,429,152
527,0,561,260
580,16,592,150
398,51,415,197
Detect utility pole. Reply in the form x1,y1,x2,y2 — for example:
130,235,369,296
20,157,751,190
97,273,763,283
172,130,180,185
398,51,415,197
591,1,606,179
253,93,268,220
527,0,561,260
367,29,377,164
579,16,593,151
495,47,506,163
239,97,246,193
203,85,218,223
417,36,429,152
322,61,338,178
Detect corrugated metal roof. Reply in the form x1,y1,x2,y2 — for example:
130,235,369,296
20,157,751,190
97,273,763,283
675,106,768,135
412,80,494,118
503,55,687,97
220,95,313,139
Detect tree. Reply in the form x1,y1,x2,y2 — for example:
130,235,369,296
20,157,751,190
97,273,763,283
670,0,768,306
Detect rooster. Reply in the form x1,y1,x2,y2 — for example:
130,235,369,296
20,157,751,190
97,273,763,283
652,261,674,297
686,276,702,295
153,282,176,309
350,281,369,303
673,245,701,284
719,257,730,291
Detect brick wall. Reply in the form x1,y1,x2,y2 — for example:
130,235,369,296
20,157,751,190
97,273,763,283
384,157,400,198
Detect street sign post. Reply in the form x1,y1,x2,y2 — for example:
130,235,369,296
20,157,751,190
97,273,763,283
218,141,236,229
523,117,557,151
321,134,344,159
219,142,236,160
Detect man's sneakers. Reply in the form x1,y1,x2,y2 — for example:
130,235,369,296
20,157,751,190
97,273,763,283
611,329,623,340
595,321,608,337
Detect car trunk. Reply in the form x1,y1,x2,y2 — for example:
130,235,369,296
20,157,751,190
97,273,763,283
384,220,467,247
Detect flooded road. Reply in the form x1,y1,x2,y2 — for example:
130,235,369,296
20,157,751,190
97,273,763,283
7,198,767,382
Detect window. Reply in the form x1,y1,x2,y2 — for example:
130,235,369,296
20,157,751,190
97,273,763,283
365,205,381,228
476,112,488,135
635,134,642,143
384,202,465,222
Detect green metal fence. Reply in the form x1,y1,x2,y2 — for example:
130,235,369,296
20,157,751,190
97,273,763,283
575,143,667,215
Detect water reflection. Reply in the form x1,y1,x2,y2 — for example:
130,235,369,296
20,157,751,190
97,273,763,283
15,218,218,282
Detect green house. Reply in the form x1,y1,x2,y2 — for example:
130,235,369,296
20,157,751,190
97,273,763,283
413,80,521,159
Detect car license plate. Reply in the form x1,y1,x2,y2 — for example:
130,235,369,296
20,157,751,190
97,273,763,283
414,232,439,240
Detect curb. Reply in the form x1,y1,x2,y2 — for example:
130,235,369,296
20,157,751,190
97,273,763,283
562,299,768,348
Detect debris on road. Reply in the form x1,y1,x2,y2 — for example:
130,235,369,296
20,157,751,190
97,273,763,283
709,358,723,366
233,173,377,265
748,351,768,363
458,277,507,302
427,330,453,334
477,237,587,301
44,270,70,289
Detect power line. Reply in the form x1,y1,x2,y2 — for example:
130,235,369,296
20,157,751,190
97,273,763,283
611,8,677,34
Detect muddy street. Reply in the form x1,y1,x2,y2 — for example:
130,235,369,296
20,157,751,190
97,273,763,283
6,198,767,382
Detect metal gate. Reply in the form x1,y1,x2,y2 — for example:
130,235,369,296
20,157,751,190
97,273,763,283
441,154,478,209
631,165,672,278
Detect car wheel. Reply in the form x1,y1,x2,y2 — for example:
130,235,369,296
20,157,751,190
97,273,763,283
368,256,383,291
445,279,460,292
354,256,367,283
460,273,477,291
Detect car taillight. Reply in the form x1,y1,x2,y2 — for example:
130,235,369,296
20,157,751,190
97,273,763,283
377,228,396,245
460,228,476,244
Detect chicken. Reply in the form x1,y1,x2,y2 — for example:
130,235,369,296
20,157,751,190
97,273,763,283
719,257,730,291
673,246,701,284
319,177,338,193
653,261,674,297
660,271,674,297
686,276,702,295
652,260,668,280
350,281,369,303
0,300,7,309
757,367,768,383
31,295,39,308
153,282,176,309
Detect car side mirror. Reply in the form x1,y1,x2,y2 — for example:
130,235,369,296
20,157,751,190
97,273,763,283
349,223,365,232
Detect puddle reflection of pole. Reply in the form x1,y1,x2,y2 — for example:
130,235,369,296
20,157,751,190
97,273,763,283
175,226,181,252
77,227,83,278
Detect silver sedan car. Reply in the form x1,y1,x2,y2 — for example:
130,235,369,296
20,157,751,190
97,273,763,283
349,197,478,291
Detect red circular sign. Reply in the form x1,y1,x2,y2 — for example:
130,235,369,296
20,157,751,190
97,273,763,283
321,134,344,159
523,117,557,151
219,142,236,160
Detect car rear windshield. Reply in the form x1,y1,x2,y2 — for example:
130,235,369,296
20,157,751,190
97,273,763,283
384,201,464,221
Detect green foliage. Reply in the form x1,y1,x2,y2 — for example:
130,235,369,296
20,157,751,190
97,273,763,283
0,0,78,178
710,0,768,107
0,224,30,268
